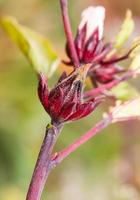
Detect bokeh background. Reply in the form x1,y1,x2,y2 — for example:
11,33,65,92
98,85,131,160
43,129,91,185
0,0,140,199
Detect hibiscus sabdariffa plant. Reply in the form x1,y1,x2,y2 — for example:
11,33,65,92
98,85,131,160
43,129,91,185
1,0,140,199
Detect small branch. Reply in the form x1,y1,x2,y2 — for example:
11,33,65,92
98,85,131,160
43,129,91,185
84,71,133,98
26,123,63,200
50,96,140,168
60,0,80,68
51,116,112,167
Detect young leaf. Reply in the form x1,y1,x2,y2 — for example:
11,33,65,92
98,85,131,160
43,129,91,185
0,16,60,77
114,10,134,49
110,98,140,122
111,81,139,101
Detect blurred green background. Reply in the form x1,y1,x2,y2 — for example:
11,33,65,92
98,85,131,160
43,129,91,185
0,0,140,199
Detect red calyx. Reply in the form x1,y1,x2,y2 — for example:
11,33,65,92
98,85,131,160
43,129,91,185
38,68,103,124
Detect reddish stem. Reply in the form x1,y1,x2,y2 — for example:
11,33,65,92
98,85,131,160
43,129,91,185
50,96,140,168
84,71,133,98
51,116,112,167
26,123,63,200
60,0,80,68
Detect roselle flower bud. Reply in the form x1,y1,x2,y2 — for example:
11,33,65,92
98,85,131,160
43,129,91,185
88,47,132,85
38,66,102,124
65,5,132,86
66,6,111,65
90,64,125,84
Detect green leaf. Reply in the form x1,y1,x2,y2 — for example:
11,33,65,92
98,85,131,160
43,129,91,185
0,16,60,77
114,10,134,49
110,98,140,122
111,82,139,101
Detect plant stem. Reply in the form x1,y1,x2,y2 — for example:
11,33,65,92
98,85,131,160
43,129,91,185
84,71,133,98
60,0,79,68
50,96,140,168
26,123,63,200
51,116,112,167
